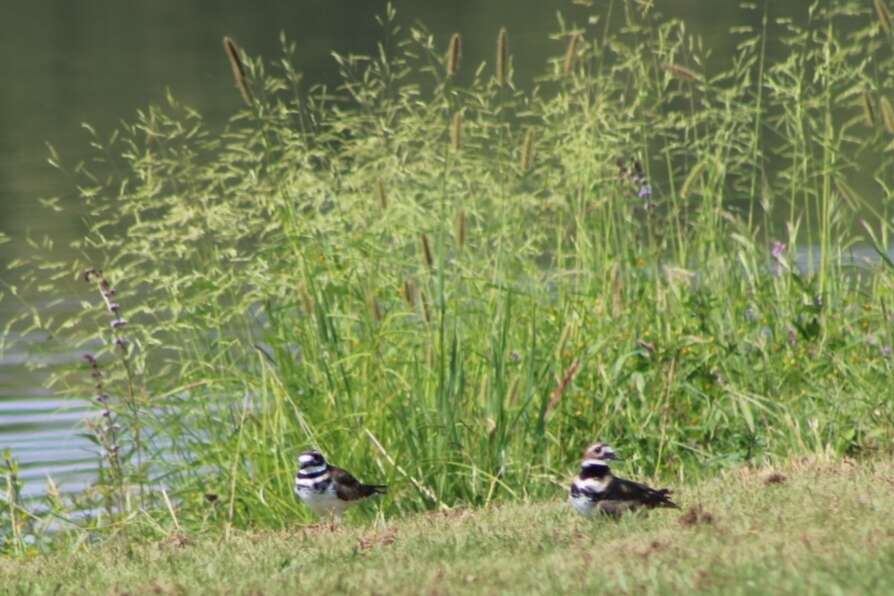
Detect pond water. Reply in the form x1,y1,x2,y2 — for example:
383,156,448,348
0,1,876,501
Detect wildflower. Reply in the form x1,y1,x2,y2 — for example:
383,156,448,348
632,160,651,199
616,157,653,200
114,337,129,350
744,306,758,322
881,345,892,357
787,327,798,347
110,318,128,329
108,302,121,313
511,351,522,363
771,241,786,260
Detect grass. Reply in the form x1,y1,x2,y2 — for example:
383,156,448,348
2,0,894,554
5,457,894,595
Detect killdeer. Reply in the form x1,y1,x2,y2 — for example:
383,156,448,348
294,450,386,519
569,442,677,518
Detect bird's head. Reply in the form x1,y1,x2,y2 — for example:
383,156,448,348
297,450,327,470
583,441,618,462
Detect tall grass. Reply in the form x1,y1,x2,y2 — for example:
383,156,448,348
4,0,894,542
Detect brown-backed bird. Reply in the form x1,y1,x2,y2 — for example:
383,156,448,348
295,450,386,518
569,442,677,518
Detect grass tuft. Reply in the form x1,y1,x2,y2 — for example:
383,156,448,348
4,1,894,550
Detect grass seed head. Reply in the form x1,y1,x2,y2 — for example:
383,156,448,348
880,96,894,134
403,279,416,308
450,112,463,153
420,290,432,323
375,178,388,210
662,63,700,82
447,33,462,77
223,36,253,107
455,209,466,249
520,129,535,173
496,28,509,86
420,233,433,270
861,89,876,127
547,360,580,416
368,295,383,322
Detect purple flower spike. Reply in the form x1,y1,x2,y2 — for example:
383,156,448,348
771,241,786,260
110,318,128,329
114,337,129,349
108,303,121,313
638,184,653,199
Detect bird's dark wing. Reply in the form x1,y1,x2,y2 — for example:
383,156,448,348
330,466,387,501
604,476,677,509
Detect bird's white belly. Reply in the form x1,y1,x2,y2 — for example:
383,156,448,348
297,484,351,517
569,494,596,518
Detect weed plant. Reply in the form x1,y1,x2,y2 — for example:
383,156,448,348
3,0,894,542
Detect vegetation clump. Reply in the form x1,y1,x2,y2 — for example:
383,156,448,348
3,0,894,550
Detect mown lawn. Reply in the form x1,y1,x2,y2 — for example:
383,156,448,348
5,457,894,595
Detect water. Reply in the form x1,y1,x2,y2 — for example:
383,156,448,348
0,0,868,502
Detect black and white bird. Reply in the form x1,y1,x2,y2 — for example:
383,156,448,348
294,450,386,519
569,442,677,518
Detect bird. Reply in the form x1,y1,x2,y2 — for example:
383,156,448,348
294,450,386,520
568,442,677,518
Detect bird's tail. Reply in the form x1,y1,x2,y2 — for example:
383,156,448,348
362,484,387,496
655,488,678,509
